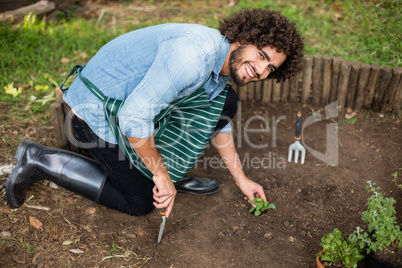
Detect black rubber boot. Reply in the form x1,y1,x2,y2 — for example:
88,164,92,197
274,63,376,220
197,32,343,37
174,176,220,196
5,139,107,208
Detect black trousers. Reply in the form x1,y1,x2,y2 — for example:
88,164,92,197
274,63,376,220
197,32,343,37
71,86,239,216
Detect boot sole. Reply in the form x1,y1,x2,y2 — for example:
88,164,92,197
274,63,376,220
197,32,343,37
5,139,33,208
176,185,220,196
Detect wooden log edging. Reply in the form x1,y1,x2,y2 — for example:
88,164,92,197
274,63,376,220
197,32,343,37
363,64,381,109
346,61,361,109
337,60,351,109
354,63,371,110
392,74,402,111
261,79,272,104
301,55,313,104
50,102,68,148
272,80,281,103
312,55,323,105
321,55,332,105
281,79,290,103
254,81,262,102
289,73,299,103
383,67,402,112
373,66,393,111
330,57,342,103
231,55,401,112
50,91,77,150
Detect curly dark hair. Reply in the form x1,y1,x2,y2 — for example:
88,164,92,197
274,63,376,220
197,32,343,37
219,9,304,82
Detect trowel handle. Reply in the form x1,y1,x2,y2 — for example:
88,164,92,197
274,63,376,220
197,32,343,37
160,208,166,216
295,111,302,140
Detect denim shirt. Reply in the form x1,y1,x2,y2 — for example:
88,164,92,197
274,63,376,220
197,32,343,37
64,23,232,144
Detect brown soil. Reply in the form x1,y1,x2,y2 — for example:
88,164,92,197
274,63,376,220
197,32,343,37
1,101,401,268
374,247,402,267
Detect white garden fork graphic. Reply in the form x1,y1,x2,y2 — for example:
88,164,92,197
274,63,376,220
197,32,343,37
288,111,306,164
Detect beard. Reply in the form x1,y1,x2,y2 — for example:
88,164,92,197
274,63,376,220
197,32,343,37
229,44,249,86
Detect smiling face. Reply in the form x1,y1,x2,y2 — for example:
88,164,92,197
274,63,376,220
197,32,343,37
227,44,287,86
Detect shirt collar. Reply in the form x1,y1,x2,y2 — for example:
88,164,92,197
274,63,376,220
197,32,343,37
212,37,231,82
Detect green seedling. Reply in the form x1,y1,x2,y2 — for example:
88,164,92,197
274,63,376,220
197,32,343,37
365,110,373,120
249,198,276,216
339,117,357,124
317,228,364,268
391,171,402,192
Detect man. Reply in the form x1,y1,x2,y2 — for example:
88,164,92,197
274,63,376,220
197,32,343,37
6,9,303,218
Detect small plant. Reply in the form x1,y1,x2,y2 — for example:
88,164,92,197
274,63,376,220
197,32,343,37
249,198,276,216
316,228,364,268
391,171,402,193
109,242,119,255
355,181,402,254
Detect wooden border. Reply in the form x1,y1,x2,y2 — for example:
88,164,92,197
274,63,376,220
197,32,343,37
301,55,313,104
224,56,399,112
363,64,381,109
312,55,323,105
321,56,332,105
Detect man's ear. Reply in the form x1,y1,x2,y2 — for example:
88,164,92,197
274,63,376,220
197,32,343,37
230,42,242,50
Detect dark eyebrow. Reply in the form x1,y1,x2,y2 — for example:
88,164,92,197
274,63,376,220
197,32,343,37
260,49,278,71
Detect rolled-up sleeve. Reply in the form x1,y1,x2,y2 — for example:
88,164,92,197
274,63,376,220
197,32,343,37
117,37,206,138
219,122,232,133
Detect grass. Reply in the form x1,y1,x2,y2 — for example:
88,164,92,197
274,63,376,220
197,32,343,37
0,13,120,101
0,0,400,133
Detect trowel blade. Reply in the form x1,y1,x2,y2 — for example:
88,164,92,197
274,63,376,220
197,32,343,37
156,215,166,245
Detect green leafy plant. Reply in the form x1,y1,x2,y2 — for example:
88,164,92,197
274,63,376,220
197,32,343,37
249,198,276,216
391,171,402,193
316,228,364,268
355,181,402,254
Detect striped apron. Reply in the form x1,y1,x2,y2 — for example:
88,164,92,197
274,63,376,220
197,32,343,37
61,65,228,182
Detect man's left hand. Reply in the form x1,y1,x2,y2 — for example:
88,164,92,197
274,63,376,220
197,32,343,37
236,176,267,203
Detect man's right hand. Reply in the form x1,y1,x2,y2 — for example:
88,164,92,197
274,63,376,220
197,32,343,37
127,135,176,217
152,174,177,217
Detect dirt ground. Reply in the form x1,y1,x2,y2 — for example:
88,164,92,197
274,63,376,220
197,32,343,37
1,99,401,267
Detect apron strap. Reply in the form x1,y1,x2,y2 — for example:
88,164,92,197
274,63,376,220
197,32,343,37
60,65,106,102
60,65,83,93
